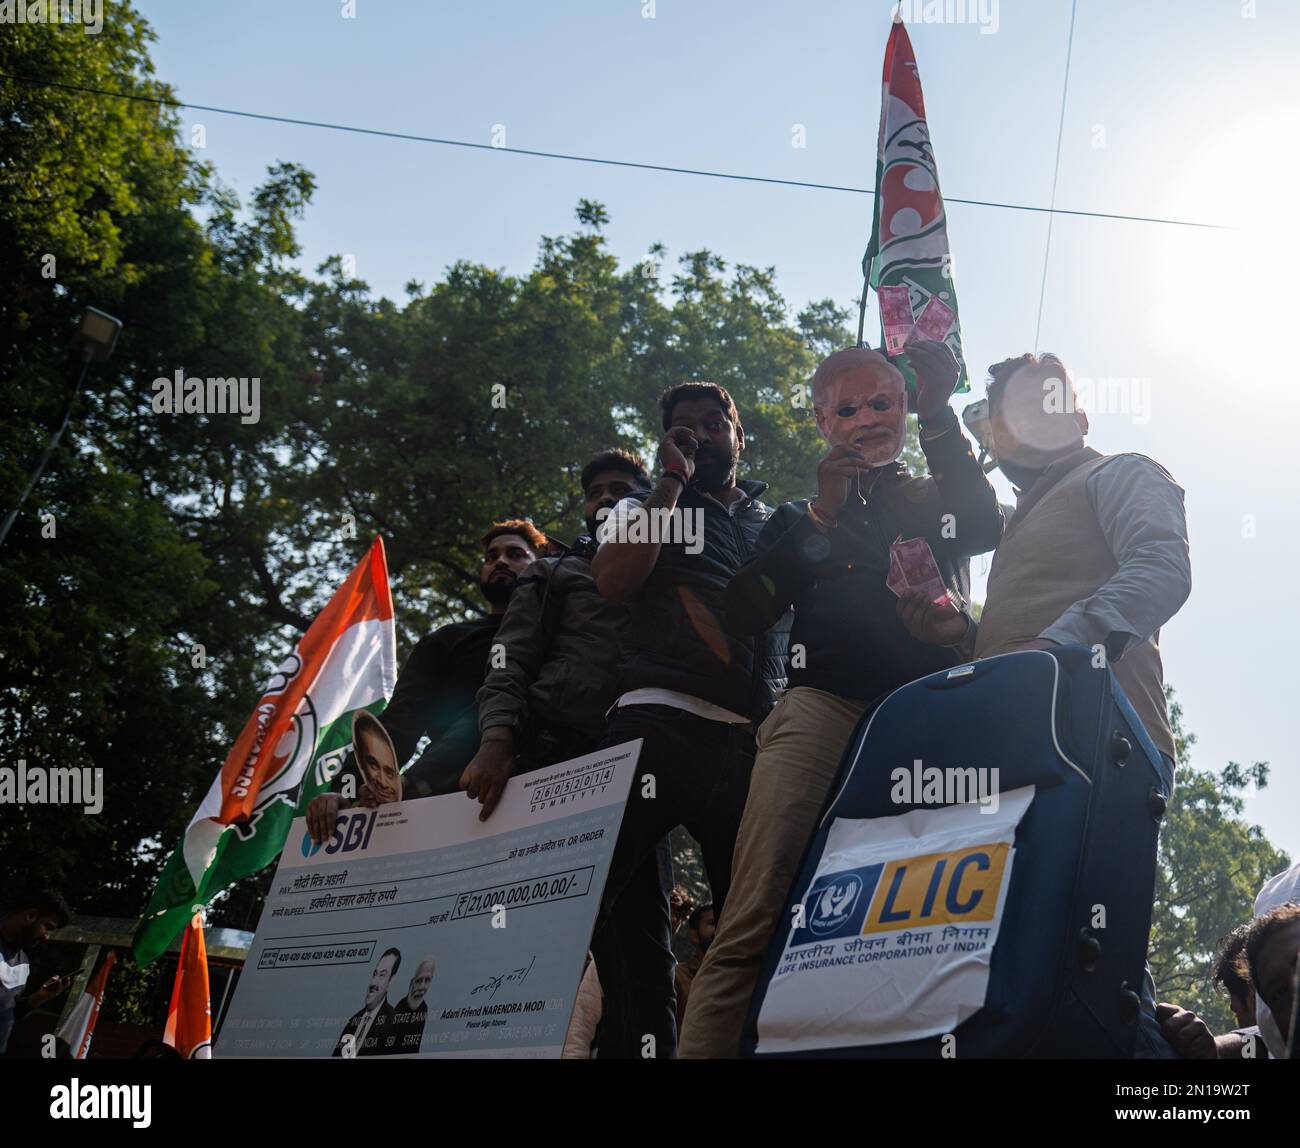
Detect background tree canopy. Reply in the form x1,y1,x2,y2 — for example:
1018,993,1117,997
0,9,849,934
0,8,1287,1040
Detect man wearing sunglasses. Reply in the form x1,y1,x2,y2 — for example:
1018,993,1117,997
678,340,1003,1058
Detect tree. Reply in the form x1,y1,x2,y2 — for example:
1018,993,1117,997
1148,688,1289,1032
1,13,321,924
2,9,857,948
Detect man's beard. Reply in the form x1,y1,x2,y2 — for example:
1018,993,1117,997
997,457,1046,494
692,449,737,490
481,572,516,606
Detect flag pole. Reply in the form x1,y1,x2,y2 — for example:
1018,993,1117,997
856,275,870,348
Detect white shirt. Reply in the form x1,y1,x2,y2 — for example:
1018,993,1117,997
352,1003,383,1053
614,688,751,725
0,942,31,1055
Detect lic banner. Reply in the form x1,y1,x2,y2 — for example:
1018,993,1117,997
754,786,1033,1054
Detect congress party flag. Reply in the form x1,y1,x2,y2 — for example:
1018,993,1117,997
863,14,969,395
56,949,117,1059
164,914,212,1059
134,538,397,965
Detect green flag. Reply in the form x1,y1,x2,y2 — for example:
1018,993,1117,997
863,16,969,396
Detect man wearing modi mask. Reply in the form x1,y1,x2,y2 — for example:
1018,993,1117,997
678,340,1004,1059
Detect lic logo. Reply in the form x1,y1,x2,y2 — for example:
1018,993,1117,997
810,874,863,936
790,865,882,945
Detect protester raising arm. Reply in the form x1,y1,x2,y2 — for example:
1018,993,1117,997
727,341,999,638
909,340,1004,559
590,428,694,600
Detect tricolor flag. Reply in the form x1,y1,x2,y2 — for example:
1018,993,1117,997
163,914,212,1059
134,537,397,965
863,14,969,394
56,949,117,1059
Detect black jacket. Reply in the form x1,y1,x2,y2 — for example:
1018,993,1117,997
616,478,791,721
476,540,628,744
726,409,1003,704
332,615,501,800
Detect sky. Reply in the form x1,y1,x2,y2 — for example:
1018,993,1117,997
133,0,1299,861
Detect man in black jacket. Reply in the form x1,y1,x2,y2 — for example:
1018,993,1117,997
678,341,1003,1058
459,448,652,819
305,520,544,844
589,382,790,1058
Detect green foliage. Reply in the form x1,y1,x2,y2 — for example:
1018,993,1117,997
1148,688,1288,1032
102,954,166,1027
670,827,711,910
1,13,318,920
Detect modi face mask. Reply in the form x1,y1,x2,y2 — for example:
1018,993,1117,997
813,360,908,468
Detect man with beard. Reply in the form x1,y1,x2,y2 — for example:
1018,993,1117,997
390,955,436,1052
307,521,544,843
0,889,72,1055
459,450,652,819
588,382,790,1058
679,341,1003,1058
332,948,401,1057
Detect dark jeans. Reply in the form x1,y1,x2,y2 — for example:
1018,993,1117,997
591,704,757,1058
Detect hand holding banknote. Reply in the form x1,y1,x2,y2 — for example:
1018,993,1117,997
888,535,967,646
895,587,969,646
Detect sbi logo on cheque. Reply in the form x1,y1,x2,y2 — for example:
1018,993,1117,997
791,843,1010,947
300,810,378,859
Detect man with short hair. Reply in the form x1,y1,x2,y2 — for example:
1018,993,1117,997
1251,860,1300,1056
1246,903,1300,1050
1154,928,1264,1061
0,889,72,1055
680,341,1002,1058
896,351,1192,1059
1214,924,1256,1032
306,521,544,843
460,450,652,819
589,381,790,1057
333,947,402,1057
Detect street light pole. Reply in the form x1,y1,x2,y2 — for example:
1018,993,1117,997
0,307,121,550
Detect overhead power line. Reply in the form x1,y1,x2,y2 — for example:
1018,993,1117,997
1034,0,1079,351
1,71,1228,231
